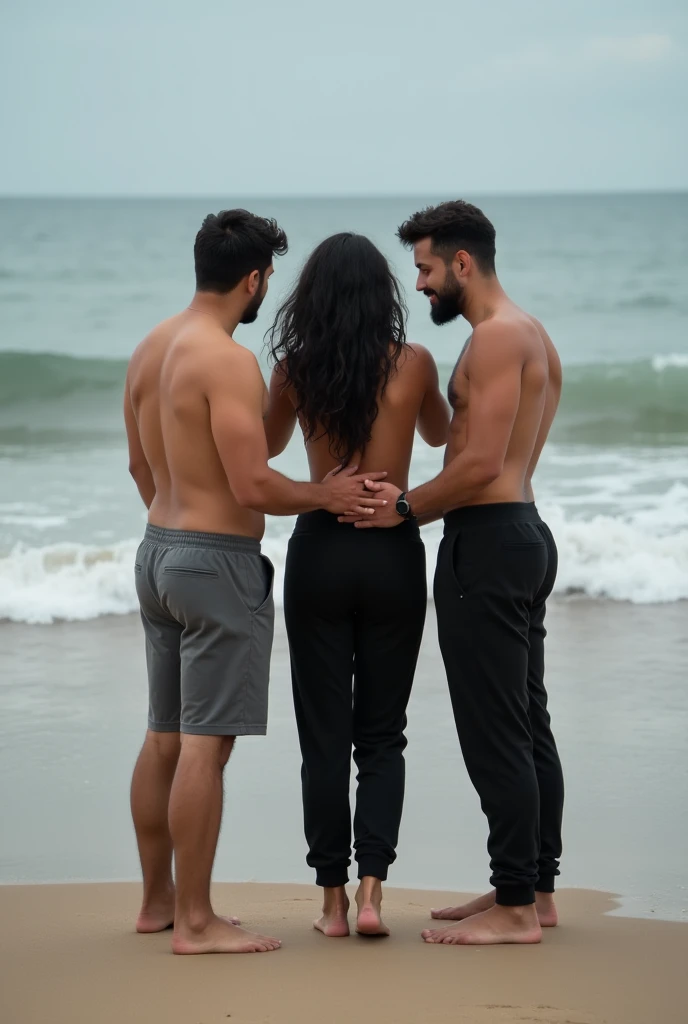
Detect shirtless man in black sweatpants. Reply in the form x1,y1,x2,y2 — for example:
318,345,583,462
341,200,565,946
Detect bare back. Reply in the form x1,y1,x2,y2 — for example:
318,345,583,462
446,306,562,507
126,312,265,539
266,344,449,488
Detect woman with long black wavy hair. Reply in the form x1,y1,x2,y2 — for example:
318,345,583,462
265,233,449,937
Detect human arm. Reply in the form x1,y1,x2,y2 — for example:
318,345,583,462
124,375,155,509
345,322,527,527
412,344,451,447
406,322,525,517
264,363,297,459
206,347,387,516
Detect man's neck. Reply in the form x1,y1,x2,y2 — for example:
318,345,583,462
187,292,242,336
461,276,508,329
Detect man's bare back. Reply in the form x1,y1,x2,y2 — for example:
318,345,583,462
125,310,266,540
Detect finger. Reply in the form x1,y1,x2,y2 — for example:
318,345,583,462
356,497,387,508
351,505,377,516
339,464,359,477
362,481,384,492
337,514,365,524
360,471,387,481
353,519,376,529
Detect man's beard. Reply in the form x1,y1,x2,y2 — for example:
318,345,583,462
240,291,265,325
425,267,466,325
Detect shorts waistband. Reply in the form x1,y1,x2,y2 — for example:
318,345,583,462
293,509,421,538
443,502,541,530
144,524,261,554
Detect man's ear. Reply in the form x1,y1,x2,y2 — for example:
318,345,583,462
453,249,473,278
247,269,261,295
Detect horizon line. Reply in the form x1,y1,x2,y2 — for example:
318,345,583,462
0,187,686,201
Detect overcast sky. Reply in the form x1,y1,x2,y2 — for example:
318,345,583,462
1,0,686,195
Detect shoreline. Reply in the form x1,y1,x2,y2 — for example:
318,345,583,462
1,881,687,1024
2,600,687,924
0,873,678,924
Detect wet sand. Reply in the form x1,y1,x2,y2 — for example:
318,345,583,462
1,599,686,921
1,881,687,1024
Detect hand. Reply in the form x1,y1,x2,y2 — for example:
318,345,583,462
321,465,389,516
337,482,403,528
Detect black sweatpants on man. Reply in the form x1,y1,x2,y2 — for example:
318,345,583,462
434,502,564,907
284,510,427,887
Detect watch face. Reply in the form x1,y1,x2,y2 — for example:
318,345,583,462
396,498,410,516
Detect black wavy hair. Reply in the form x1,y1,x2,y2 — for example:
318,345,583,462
397,200,496,273
268,233,407,465
194,209,288,294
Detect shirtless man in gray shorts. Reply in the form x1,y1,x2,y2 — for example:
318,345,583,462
124,210,387,955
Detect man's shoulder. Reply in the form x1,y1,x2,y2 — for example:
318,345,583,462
197,340,263,398
470,314,541,359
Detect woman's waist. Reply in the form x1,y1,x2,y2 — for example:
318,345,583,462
292,509,421,539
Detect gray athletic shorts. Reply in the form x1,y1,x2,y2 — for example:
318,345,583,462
134,525,275,736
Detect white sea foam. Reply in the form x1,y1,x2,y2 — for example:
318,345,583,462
2,490,687,623
652,353,688,372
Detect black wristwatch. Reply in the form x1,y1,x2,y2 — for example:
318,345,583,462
395,492,416,520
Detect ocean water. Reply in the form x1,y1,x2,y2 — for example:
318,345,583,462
1,194,687,623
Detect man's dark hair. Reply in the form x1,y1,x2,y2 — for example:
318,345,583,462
397,200,496,274
194,209,288,294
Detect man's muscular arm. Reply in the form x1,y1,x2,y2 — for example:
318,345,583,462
124,375,155,509
405,323,524,518
206,347,386,516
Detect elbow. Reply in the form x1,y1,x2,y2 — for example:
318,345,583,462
233,487,261,511
267,441,287,460
418,424,449,448
129,459,147,483
233,476,268,512
472,458,502,486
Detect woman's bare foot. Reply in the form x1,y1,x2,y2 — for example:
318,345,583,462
355,877,390,937
422,904,542,946
431,890,558,928
534,892,558,928
314,886,350,937
172,914,281,954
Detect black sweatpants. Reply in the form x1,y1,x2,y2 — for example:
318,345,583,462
284,510,427,887
434,502,564,907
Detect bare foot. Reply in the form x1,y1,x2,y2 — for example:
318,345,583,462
314,886,350,938
137,906,175,933
136,888,176,933
172,915,281,954
355,877,390,937
136,891,240,934
422,904,542,945
431,890,558,928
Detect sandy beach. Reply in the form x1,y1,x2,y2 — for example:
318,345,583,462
1,598,688,1022
1,881,687,1024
